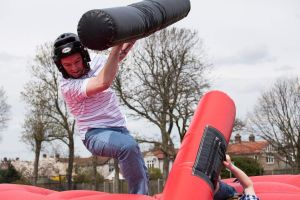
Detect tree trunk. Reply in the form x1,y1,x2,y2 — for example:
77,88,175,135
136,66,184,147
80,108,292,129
33,141,41,185
92,156,99,190
113,159,120,193
162,156,170,185
66,135,74,189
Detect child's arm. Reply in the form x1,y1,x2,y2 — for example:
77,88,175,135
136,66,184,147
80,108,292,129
223,155,256,195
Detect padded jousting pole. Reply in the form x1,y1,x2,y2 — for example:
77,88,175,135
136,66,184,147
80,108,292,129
162,90,236,200
77,0,191,50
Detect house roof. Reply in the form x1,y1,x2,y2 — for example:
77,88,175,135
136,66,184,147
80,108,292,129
227,141,269,155
144,149,179,159
152,150,165,159
145,141,269,158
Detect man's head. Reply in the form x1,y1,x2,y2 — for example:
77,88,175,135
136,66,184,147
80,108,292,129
53,33,91,79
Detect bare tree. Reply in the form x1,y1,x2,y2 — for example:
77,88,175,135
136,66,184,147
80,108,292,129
22,43,76,189
0,87,10,135
21,111,47,185
233,118,246,133
248,77,300,172
114,27,211,182
21,82,58,185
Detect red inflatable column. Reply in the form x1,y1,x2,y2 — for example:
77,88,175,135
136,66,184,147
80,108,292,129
162,90,236,200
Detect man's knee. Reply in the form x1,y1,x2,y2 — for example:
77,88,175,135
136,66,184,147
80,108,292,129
119,142,140,158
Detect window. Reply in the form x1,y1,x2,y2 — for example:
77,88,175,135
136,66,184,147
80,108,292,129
266,145,274,152
253,155,258,160
147,160,154,168
109,165,114,172
266,154,274,164
108,160,115,172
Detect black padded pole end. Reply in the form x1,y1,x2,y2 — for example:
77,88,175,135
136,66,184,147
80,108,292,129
77,0,191,51
78,9,116,51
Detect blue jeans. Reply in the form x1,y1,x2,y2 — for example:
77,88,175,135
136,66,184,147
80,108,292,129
83,127,149,195
214,181,237,200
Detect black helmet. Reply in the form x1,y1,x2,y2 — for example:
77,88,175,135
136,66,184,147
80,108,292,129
52,33,91,78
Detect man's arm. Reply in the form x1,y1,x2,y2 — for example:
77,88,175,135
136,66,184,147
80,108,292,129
85,41,135,96
223,154,256,195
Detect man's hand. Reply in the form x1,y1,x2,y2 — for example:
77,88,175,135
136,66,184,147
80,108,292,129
118,40,136,61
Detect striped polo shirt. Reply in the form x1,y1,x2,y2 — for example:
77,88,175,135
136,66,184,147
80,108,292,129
59,54,127,140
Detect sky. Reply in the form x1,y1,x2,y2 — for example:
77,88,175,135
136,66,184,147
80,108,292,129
0,0,299,161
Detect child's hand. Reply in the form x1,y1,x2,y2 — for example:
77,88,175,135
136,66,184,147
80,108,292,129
223,154,234,170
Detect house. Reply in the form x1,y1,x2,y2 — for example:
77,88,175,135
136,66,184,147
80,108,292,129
143,146,180,174
227,133,291,174
11,154,115,181
72,156,118,179
11,154,69,179
0,157,10,170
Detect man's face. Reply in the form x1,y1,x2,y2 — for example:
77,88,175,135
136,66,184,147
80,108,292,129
61,53,85,78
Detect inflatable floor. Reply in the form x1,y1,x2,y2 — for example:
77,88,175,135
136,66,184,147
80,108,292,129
1,91,299,200
223,174,300,200
1,175,300,200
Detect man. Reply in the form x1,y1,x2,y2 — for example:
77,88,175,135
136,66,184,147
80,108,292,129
52,33,149,194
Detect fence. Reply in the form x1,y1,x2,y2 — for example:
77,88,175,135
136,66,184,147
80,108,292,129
264,168,299,175
36,179,164,195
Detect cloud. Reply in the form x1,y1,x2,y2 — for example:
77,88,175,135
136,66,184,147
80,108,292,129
215,46,276,66
0,52,24,63
274,65,294,72
0,1,11,18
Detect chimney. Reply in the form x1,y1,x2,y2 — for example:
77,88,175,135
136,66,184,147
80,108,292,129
235,133,242,143
249,134,255,142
